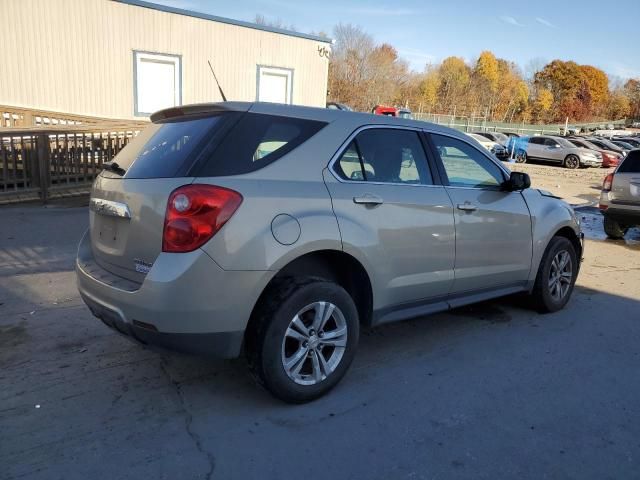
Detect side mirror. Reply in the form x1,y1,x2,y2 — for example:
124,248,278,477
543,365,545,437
504,171,531,191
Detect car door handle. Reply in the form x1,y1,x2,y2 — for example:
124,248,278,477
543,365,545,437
353,194,384,206
457,202,477,212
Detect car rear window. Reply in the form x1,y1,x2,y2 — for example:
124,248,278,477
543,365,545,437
195,113,327,177
618,150,640,173
111,115,230,179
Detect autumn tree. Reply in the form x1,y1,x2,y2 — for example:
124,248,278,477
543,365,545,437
324,22,636,123
437,56,470,113
327,24,409,111
532,88,554,123
624,79,640,119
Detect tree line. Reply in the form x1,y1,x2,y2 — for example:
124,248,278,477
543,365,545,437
326,23,640,123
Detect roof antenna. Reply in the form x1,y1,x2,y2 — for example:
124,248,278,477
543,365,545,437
207,60,228,102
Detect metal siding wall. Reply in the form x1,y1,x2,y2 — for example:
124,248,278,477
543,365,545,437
0,0,329,119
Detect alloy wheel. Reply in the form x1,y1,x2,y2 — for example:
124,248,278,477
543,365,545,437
565,156,579,169
281,301,348,386
548,250,573,302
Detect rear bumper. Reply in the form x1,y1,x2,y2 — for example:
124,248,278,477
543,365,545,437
81,293,244,357
602,207,640,226
76,230,272,358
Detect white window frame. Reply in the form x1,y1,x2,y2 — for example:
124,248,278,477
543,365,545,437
133,51,182,117
256,65,294,104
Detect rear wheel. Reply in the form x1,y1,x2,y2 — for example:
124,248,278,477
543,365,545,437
564,154,580,169
603,216,628,239
246,278,359,403
530,236,578,313
515,150,527,163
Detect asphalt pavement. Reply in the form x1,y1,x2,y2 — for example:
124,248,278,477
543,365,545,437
1,201,639,480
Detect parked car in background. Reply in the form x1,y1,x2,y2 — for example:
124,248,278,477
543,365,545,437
372,105,397,116
611,140,636,151
514,135,602,168
327,102,353,111
599,150,640,239
371,106,413,118
397,108,413,119
76,101,583,402
586,137,628,157
466,133,509,160
613,137,640,148
473,131,509,146
567,137,622,168
503,132,520,138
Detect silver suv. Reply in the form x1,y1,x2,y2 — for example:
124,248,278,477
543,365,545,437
76,102,583,402
514,135,602,168
599,150,640,238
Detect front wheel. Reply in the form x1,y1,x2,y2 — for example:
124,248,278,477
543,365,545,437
603,216,628,239
246,278,359,403
530,236,578,313
564,155,580,169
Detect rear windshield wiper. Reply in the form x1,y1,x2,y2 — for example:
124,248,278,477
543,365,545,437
102,161,126,176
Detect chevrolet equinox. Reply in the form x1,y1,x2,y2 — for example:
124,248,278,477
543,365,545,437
77,102,583,403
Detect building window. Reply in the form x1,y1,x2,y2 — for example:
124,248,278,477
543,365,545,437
133,51,181,116
256,66,293,104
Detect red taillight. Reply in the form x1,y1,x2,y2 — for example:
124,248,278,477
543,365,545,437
162,184,242,253
602,173,614,192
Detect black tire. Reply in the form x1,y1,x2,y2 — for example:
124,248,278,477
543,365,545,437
246,278,359,403
515,150,527,163
530,236,578,313
603,216,628,239
564,154,580,169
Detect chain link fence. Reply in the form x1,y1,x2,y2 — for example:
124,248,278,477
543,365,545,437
412,113,626,135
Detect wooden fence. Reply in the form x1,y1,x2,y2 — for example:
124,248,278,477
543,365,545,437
0,124,144,204
0,105,143,128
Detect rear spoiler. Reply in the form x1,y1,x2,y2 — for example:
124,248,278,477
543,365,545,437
150,102,252,123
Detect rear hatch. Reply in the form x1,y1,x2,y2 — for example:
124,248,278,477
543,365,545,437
89,104,328,283
89,109,243,283
612,151,640,208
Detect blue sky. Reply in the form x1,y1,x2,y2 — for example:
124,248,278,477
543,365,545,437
152,0,640,80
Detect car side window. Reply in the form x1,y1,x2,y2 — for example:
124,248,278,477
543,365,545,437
431,134,505,189
334,129,432,185
544,138,558,147
529,137,544,145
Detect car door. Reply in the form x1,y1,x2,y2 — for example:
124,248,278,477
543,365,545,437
428,132,533,295
543,137,564,163
324,127,456,311
526,136,545,159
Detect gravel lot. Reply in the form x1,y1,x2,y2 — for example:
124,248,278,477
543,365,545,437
506,162,614,207
1,166,639,480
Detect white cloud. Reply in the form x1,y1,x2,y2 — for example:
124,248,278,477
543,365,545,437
499,15,524,27
535,17,555,28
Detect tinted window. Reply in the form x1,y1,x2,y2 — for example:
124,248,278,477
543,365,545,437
112,115,226,179
529,137,544,145
334,129,432,185
431,134,505,188
543,138,558,147
618,150,640,173
197,113,326,177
